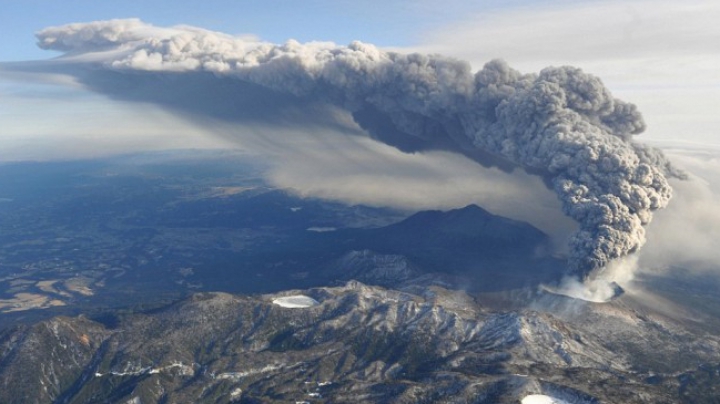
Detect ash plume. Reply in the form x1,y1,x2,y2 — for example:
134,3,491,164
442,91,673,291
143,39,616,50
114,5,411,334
35,19,683,279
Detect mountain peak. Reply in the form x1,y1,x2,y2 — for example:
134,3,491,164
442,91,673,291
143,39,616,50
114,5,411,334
388,204,543,241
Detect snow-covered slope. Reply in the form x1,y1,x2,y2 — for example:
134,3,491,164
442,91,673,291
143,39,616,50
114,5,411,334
2,281,718,403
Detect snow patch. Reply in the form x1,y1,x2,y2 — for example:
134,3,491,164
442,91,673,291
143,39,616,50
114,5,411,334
230,387,243,398
215,364,283,380
272,295,319,308
521,394,572,404
95,361,196,378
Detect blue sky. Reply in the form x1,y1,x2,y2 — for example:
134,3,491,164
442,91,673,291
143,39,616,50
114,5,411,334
0,0,523,62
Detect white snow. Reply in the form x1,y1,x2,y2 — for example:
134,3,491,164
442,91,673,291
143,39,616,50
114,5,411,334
216,364,282,380
230,387,243,398
272,295,319,308
95,361,196,378
521,394,572,404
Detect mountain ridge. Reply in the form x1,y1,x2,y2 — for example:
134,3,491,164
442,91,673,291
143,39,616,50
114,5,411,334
2,281,719,403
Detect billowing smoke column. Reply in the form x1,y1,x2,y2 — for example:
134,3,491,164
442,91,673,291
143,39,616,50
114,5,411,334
36,19,683,279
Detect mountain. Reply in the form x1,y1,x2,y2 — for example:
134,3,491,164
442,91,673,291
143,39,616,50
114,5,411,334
382,204,545,244
0,155,564,328
2,282,719,403
3,155,720,403
334,204,563,291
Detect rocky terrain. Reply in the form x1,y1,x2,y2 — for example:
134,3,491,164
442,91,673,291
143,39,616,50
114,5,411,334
2,280,719,403
2,153,720,403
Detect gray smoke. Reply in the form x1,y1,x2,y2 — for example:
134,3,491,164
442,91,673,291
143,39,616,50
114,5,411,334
35,19,684,278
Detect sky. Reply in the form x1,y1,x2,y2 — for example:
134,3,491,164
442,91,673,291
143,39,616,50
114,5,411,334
0,0,515,61
1,0,718,155
0,0,510,160
0,0,719,283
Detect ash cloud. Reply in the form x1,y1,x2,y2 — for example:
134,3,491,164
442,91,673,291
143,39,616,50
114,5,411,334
638,147,720,273
34,19,683,279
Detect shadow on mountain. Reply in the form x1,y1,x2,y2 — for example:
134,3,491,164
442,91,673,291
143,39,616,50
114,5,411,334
183,196,567,294
323,204,566,292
